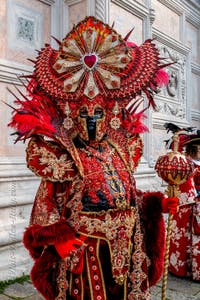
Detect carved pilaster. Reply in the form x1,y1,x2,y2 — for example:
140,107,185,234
149,8,156,25
87,0,109,22
95,0,107,21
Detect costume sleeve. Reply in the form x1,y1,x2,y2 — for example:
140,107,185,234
23,178,77,259
23,177,84,298
136,190,166,286
26,136,77,182
127,134,143,171
23,219,76,258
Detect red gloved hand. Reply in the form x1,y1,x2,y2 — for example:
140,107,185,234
55,235,87,259
161,197,179,214
55,235,87,274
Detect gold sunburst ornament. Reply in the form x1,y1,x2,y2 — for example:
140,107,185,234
53,17,131,99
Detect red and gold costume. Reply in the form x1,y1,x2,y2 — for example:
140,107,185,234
8,17,176,300
169,151,200,281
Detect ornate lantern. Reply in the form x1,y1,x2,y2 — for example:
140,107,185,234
155,132,194,300
155,134,194,197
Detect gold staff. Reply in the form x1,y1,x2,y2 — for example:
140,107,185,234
155,132,194,300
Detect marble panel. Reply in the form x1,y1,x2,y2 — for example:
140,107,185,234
68,0,87,30
186,21,200,64
191,72,200,111
0,82,27,157
0,0,7,58
110,2,143,45
152,0,180,41
7,0,51,64
151,127,170,163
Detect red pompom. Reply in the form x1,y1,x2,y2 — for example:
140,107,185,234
154,68,169,87
123,112,148,134
161,197,179,214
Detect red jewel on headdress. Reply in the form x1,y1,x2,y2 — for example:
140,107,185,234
83,54,98,70
111,80,118,88
65,84,72,91
88,90,95,97
54,63,61,70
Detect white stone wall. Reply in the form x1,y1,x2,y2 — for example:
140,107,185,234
0,0,52,281
108,0,200,185
0,0,199,280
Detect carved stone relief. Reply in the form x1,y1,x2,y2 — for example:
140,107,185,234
17,17,34,43
166,70,178,97
154,42,187,119
149,8,156,25
7,0,43,52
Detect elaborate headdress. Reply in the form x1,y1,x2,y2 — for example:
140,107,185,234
164,122,200,152
8,16,170,142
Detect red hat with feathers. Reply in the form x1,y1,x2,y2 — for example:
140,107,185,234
8,16,171,142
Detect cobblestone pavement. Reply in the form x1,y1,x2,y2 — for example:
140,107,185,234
0,273,199,300
151,273,200,300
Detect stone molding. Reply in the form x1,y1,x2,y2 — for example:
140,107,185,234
0,157,37,181
158,0,200,26
152,28,191,55
0,166,35,182
65,0,83,5
191,109,200,122
149,8,156,25
191,62,200,75
182,0,200,26
38,0,55,5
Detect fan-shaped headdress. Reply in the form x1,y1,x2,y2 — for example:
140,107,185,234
35,16,168,105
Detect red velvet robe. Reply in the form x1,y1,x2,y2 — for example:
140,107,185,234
23,131,166,300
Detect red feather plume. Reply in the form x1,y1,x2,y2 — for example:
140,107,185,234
123,96,149,134
8,79,61,142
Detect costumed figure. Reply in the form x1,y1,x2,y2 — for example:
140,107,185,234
164,124,200,282
8,17,178,300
